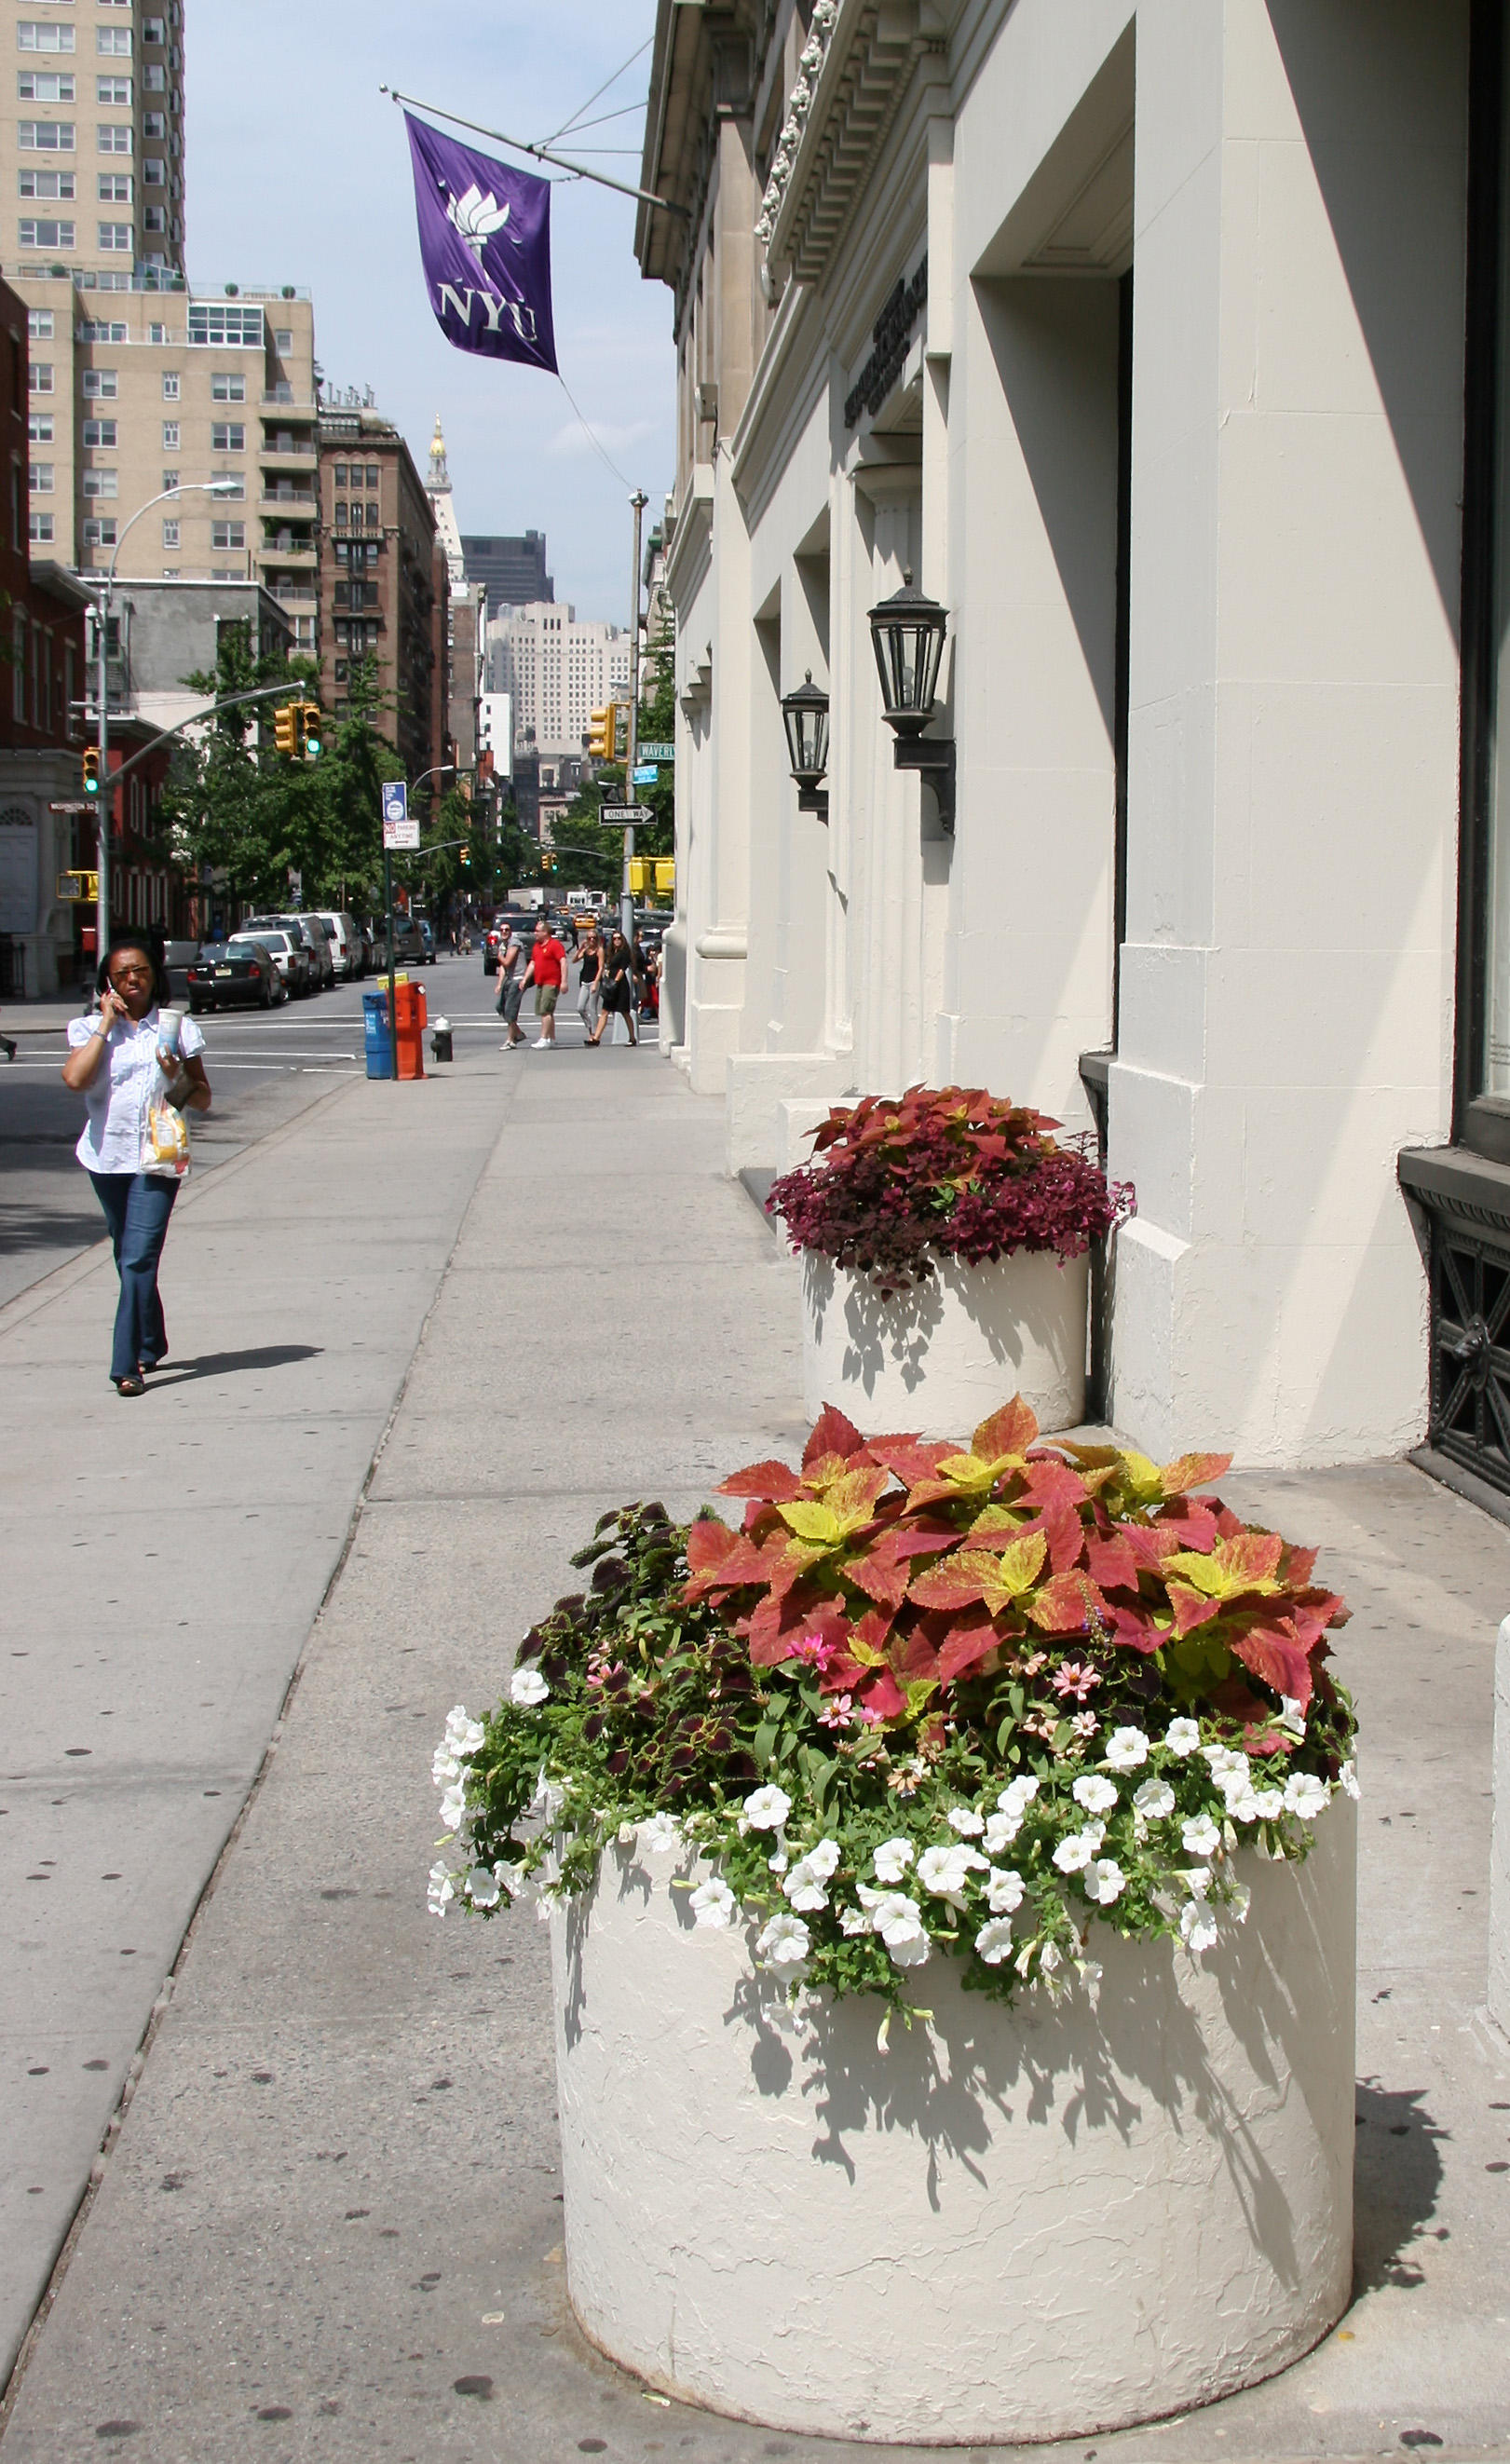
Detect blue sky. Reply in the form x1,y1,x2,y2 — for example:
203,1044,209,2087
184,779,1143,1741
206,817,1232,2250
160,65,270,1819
184,0,673,626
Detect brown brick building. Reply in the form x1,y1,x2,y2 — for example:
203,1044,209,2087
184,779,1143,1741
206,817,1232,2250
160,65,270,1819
317,406,447,790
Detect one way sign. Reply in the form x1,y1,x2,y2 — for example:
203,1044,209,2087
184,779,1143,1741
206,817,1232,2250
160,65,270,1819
599,804,653,824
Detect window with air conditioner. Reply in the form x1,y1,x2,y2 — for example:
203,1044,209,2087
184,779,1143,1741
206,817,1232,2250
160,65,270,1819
82,368,116,397
82,517,116,546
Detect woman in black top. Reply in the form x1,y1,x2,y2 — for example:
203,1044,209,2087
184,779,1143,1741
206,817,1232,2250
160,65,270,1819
578,927,604,1044
593,932,638,1047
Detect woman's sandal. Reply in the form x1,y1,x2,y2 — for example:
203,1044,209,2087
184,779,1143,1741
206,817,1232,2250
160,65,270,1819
114,1373,146,1397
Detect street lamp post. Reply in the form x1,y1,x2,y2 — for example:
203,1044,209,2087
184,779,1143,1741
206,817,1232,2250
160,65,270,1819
621,490,647,950
91,481,240,964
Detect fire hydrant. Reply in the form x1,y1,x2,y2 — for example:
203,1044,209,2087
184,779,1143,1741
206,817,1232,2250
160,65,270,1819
430,1014,453,1064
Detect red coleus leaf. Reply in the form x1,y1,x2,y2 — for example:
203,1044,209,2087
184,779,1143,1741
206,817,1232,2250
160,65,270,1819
972,1397,1041,1461
1123,1522,1185,1571
1017,1458,1090,1514
867,1437,952,1486
1161,1451,1233,1495
1166,1582,1222,1638
685,1517,741,1584
1158,1497,1220,1555
1024,1569,1109,1635
803,1404,868,1470
936,1611,1001,1685
1102,1600,1166,1655
716,1459,806,1503
1229,1618,1316,1708
1086,1531,1140,1591
858,1668,907,1720
891,1623,943,1682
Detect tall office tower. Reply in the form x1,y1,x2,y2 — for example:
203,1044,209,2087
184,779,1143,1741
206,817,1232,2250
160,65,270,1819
461,528,551,618
486,600,630,764
1,0,185,288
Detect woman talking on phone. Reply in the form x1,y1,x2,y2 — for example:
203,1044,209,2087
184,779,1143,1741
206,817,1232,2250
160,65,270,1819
61,936,211,1396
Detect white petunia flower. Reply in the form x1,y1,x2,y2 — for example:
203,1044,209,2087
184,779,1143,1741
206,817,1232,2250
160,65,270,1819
1277,1695,1308,1739
1181,1864,1212,1898
767,1848,789,1874
510,1668,550,1708
743,1784,793,1831
999,1774,1041,1816
946,1805,986,1836
983,1809,1022,1853
916,1842,988,1904
1246,1786,1286,1820
465,1866,501,1910
640,1811,684,1856
1165,1718,1202,1757
1104,1726,1150,1772
432,1746,460,1787
427,1859,456,1915
1283,1771,1329,1819
755,1911,810,1967
783,1858,831,1913
1180,1899,1219,1953
872,1835,915,1885
1228,1882,1252,1925
1132,1777,1176,1821
1072,1774,1119,1817
444,1706,484,1753
689,1875,738,1929
986,1866,1026,1914
838,1903,871,1936
1338,1759,1361,1802
867,1893,931,1968
1082,1858,1125,1906
1052,1829,1097,1873
975,1917,1016,1966
1215,1755,1253,1804
802,1837,842,1878
1181,1813,1221,1858
439,1782,468,1833
1040,1941,1062,1973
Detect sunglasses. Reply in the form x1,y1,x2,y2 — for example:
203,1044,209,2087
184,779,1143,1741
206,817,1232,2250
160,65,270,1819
108,964,153,986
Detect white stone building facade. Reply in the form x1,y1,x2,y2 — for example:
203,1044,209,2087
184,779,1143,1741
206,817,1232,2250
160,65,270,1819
635,0,1510,1491
485,601,632,765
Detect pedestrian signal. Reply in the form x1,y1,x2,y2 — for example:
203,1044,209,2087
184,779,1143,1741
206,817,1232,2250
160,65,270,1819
82,743,102,794
273,702,298,757
587,705,615,761
654,858,674,897
628,856,649,895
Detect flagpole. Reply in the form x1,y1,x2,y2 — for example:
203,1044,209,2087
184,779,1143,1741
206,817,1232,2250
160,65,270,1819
621,490,646,955
382,88,687,216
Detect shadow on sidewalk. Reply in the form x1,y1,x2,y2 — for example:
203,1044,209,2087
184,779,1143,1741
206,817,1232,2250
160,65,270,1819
154,1343,324,1383
1353,2075,1448,2295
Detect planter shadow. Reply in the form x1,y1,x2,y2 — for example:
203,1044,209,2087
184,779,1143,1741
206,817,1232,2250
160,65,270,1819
803,1249,1089,1437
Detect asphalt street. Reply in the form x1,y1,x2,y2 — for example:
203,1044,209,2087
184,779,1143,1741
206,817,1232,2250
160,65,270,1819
0,951,599,1310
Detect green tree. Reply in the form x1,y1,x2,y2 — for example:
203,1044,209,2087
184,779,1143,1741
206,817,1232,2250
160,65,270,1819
156,623,313,911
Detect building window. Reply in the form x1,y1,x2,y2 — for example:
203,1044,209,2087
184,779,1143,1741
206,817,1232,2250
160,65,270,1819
161,517,177,547
211,421,244,452
19,216,74,246
97,218,130,250
20,167,75,197
29,462,52,491
211,520,244,549
161,371,179,401
82,416,116,445
147,320,165,343
160,419,178,448
143,15,166,39
142,202,165,232
142,109,163,140
334,500,347,529
95,75,130,102
78,319,126,342
27,308,53,339
210,372,244,402
160,468,177,489
96,122,129,152
18,23,76,53
28,510,53,543
27,412,52,442
143,155,164,184
82,516,116,545
143,61,164,91
18,120,75,149
96,25,131,52
82,368,117,399
187,304,262,347
96,170,129,200
30,361,52,393
81,469,116,497
19,70,75,100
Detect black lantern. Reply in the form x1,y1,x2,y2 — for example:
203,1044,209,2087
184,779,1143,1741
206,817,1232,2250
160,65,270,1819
781,669,831,819
867,570,955,830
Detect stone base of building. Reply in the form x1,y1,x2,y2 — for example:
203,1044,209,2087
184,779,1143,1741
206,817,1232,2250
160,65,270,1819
725,1051,851,1175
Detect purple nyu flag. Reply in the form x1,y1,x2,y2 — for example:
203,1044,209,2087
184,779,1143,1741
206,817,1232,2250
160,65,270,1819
405,113,557,374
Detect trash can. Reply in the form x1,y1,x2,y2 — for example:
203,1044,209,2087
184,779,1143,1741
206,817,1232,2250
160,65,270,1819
393,977,427,1081
362,987,394,1080
430,1014,453,1064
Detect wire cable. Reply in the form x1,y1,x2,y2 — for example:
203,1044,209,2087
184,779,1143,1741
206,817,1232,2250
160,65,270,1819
543,34,652,146
555,370,635,494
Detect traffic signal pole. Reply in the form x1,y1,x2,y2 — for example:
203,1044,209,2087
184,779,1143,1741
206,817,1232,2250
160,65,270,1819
621,489,647,951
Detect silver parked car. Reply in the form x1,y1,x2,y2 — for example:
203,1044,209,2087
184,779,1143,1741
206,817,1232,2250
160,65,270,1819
315,908,362,979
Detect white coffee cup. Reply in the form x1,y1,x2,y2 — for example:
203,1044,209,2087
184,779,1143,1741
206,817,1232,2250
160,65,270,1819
156,1006,183,1055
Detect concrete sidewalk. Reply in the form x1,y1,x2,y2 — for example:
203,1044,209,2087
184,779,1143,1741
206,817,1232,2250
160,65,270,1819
3,1037,1510,2461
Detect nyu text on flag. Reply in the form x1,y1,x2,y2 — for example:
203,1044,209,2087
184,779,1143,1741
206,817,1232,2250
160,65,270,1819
404,113,557,374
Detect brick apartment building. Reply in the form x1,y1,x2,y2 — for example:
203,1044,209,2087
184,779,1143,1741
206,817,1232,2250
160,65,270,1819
318,407,447,789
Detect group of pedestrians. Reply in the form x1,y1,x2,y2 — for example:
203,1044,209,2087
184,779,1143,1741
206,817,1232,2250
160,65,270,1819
494,917,653,1051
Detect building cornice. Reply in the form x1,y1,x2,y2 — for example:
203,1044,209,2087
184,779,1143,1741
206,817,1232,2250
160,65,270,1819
767,0,948,291
665,465,714,611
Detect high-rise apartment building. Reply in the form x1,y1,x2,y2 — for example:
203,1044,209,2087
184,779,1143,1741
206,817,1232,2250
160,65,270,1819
0,0,185,287
486,602,631,764
461,529,551,618
317,405,448,789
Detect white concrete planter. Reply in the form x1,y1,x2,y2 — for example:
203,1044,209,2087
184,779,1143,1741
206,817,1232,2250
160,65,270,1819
801,1247,1088,1437
551,1803,1356,2445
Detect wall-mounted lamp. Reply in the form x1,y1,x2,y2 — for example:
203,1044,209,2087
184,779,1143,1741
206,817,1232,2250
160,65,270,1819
781,669,830,819
867,572,955,832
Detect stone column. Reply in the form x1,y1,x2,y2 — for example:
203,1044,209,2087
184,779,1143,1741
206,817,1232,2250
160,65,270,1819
1492,1614,1510,2037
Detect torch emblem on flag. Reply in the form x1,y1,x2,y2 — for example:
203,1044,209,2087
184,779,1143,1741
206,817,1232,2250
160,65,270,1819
404,112,558,374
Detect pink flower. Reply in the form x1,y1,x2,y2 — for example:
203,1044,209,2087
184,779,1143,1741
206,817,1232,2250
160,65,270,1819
1052,1659,1100,1703
817,1693,855,1730
1070,1708,1100,1739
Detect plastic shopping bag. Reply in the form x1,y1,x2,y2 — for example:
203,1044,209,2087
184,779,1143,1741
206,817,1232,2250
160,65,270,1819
143,1097,191,1178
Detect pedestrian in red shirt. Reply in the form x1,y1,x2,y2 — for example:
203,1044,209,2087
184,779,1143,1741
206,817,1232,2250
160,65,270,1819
528,920,567,1048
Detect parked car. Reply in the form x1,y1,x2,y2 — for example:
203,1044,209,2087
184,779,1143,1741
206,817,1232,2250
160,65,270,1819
315,909,362,980
370,913,426,970
231,925,308,998
416,919,437,965
291,913,337,989
186,937,288,1014
483,911,538,973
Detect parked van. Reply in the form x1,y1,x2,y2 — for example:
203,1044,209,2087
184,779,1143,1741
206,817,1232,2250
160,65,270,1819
316,909,362,979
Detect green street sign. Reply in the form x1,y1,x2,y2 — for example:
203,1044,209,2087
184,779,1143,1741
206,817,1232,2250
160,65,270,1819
638,740,675,763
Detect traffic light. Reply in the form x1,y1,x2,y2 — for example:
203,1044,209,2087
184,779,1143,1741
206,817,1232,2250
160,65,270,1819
629,856,649,895
273,701,297,757
654,858,675,898
459,846,471,869
298,701,322,760
82,743,102,795
588,705,615,761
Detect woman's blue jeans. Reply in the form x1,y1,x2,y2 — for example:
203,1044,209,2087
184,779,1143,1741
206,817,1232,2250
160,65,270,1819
88,1171,179,1381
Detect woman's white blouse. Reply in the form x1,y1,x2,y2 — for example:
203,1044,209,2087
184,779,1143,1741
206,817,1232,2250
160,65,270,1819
66,1005,205,1174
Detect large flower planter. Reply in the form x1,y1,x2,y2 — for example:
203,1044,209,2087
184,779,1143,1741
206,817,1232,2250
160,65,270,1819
801,1248,1088,1437
551,1801,1355,2445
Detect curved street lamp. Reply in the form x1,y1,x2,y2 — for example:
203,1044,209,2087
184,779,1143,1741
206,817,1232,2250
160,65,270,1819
90,478,243,959
867,571,955,832
780,670,831,819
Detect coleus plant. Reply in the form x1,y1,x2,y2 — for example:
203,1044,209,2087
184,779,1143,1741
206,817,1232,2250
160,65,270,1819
429,1399,1357,2011
767,1083,1134,1292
